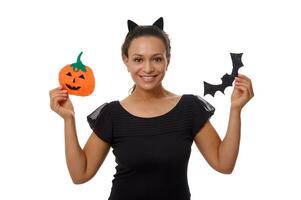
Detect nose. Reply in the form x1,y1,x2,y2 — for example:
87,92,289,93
142,61,155,73
73,78,75,83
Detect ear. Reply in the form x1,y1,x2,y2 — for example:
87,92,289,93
122,55,129,69
166,58,170,70
127,20,138,32
152,17,164,30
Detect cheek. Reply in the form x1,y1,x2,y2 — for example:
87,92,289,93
153,63,167,73
128,64,141,74
158,64,167,72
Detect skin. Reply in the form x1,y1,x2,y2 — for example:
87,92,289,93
49,36,254,184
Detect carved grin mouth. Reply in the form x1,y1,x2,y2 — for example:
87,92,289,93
66,84,81,90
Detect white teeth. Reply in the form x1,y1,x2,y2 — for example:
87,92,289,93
140,75,156,82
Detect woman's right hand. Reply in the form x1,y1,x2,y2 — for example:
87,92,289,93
49,86,75,119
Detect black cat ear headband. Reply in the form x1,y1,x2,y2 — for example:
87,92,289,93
127,17,164,32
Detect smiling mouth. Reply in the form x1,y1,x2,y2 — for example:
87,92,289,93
66,84,81,90
139,75,158,82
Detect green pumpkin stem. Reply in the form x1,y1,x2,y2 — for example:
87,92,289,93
71,52,87,72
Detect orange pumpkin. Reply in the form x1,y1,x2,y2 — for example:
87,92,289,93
59,52,95,96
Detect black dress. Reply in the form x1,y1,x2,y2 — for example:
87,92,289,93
87,94,215,200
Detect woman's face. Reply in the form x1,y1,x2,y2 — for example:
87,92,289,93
123,36,169,91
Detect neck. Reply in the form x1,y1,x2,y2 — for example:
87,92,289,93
131,84,170,102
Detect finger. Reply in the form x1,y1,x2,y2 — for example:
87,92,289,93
52,93,68,101
234,78,250,89
56,96,68,102
235,76,250,85
52,96,68,107
249,84,254,98
53,92,68,97
234,85,250,98
56,89,68,94
236,76,253,91
234,81,252,97
51,93,68,105
50,89,68,98
50,96,67,110
249,80,254,97
235,77,253,93
237,73,251,82
49,86,64,96
237,77,254,97
234,81,249,89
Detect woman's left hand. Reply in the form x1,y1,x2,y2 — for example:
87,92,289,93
231,74,254,111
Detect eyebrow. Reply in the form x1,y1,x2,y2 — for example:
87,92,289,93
132,53,163,57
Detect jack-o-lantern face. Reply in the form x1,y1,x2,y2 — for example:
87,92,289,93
59,52,95,96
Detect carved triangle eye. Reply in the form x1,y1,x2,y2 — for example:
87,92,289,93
66,72,72,76
79,74,85,79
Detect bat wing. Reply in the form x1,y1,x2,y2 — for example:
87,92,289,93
230,53,244,77
203,53,244,97
204,73,234,97
203,81,223,97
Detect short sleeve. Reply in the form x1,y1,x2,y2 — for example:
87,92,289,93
87,102,113,144
192,95,215,137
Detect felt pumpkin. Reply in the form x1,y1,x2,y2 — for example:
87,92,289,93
59,52,95,96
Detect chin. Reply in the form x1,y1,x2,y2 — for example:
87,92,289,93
137,83,158,90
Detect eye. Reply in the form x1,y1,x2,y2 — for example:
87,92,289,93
79,74,85,79
133,58,143,63
66,72,72,76
153,57,162,62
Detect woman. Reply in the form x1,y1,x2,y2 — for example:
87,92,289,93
49,17,254,200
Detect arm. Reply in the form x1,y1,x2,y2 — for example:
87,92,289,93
64,115,110,184
218,108,241,173
193,109,240,174
194,74,254,174
49,86,110,184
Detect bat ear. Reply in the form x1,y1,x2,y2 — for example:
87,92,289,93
152,17,164,30
127,19,139,32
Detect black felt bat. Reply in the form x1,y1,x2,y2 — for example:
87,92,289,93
203,53,244,97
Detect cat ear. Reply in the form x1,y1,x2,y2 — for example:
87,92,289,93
152,17,164,30
127,19,138,32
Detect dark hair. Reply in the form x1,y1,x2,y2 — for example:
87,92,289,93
121,25,171,94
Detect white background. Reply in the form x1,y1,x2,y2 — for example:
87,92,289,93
1,0,300,199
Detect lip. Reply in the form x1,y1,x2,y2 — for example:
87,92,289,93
139,75,158,77
139,74,158,82
139,74,158,76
